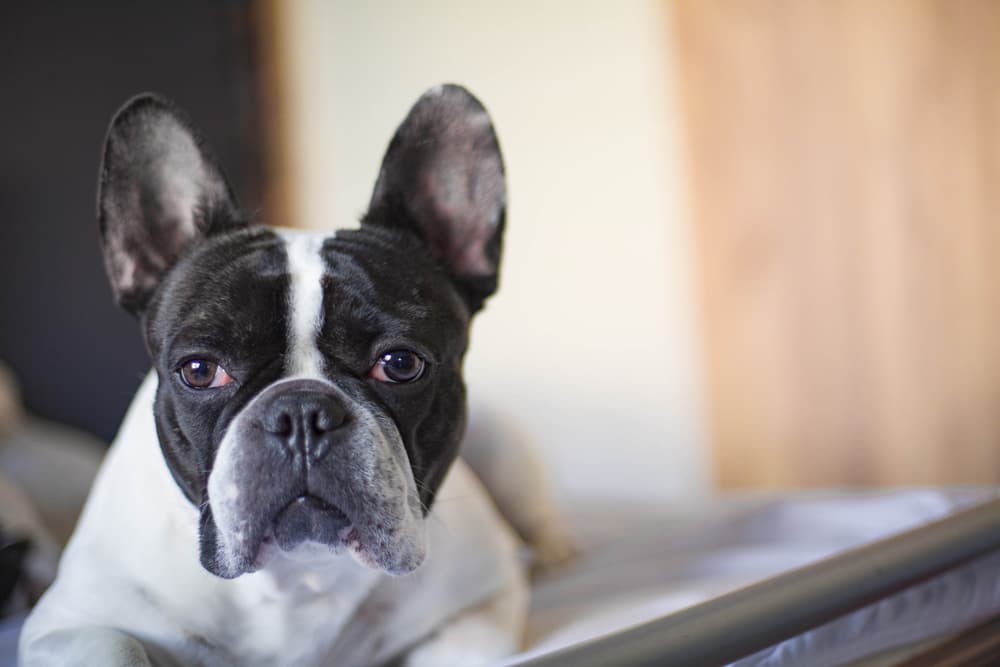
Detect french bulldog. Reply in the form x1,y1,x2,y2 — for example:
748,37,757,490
20,84,529,666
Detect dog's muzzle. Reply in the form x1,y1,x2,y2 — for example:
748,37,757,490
205,378,427,578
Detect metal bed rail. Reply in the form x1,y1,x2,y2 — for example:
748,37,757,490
513,496,1000,667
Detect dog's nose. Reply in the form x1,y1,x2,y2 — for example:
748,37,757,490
262,391,348,462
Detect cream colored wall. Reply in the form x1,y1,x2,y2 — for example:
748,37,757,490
274,0,709,507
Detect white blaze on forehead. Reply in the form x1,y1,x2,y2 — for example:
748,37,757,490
278,229,328,378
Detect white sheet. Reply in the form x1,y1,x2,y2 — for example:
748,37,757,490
504,488,999,666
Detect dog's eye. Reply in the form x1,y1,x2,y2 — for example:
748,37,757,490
178,360,233,390
370,351,425,384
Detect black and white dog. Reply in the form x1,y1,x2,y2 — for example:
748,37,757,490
20,85,534,666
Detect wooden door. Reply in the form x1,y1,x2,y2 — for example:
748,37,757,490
672,0,1000,487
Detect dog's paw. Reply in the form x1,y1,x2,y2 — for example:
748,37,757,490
21,627,154,667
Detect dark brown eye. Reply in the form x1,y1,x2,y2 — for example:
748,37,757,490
369,351,425,384
179,360,233,389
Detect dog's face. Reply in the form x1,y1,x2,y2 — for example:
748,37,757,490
97,86,505,579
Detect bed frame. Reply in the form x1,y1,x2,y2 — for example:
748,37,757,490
517,497,1000,666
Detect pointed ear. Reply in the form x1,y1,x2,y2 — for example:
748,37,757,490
97,94,240,316
364,85,506,312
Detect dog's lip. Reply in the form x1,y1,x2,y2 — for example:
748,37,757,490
291,493,346,516
256,493,355,556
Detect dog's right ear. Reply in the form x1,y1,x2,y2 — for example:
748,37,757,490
98,95,240,316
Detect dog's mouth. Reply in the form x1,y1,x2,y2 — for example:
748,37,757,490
260,494,354,555
224,489,425,577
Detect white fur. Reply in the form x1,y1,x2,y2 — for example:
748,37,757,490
278,229,327,379
20,373,526,666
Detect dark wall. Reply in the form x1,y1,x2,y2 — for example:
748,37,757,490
0,2,263,442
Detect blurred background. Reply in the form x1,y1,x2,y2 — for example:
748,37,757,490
2,0,999,518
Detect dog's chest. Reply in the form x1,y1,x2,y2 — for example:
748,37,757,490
174,563,382,667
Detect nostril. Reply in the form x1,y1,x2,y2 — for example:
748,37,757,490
263,410,295,436
276,413,293,436
312,404,347,433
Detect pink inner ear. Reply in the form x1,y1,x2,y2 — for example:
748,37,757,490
366,85,505,285
420,157,503,277
450,220,497,277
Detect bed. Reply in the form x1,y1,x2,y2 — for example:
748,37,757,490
3,489,998,666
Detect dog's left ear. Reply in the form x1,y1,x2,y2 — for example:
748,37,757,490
364,85,506,312
98,95,241,316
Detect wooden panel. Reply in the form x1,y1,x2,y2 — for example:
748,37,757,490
253,0,299,228
672,0,1000,487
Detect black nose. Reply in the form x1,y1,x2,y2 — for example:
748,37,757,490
261,390,348,462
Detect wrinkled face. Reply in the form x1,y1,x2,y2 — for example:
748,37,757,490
145,226,471,578
98,85,505,579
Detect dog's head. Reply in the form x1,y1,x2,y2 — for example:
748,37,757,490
97,85,505,578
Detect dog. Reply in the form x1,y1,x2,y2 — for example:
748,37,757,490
20,85,533,666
